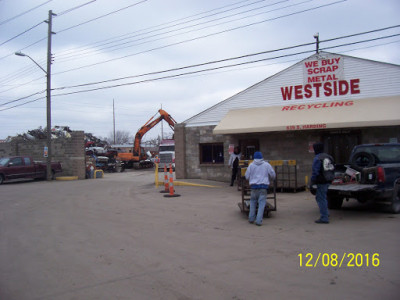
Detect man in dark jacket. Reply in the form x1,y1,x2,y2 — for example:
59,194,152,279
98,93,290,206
228,146,241,186
311,142,332,224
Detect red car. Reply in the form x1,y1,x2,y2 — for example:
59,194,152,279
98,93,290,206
0,156,62,184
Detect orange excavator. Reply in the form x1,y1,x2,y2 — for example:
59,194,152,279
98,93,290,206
117,109,177,168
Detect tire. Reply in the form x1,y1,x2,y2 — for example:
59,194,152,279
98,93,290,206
390,182,400,214
0,174,4,184
350,152,375,169
328,195,343,210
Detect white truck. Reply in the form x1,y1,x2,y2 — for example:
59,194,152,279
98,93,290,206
158,139,175,171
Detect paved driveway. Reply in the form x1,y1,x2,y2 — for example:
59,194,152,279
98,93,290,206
1,170,399,299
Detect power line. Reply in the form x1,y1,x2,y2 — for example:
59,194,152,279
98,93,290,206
0,0,52,26
0,0,331,84
57,0,97,16
0,0,146,61
1,26,399,110
55,0,273,59
48,32,400,96
57,0,148,34
56,0,292,63
54,40,316,91
0,21,44,46
54,0,346,75
1,35,399,112
55,0,262,57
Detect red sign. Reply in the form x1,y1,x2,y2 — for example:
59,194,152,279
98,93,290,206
283,100,354,131
280,55,361,101
282,100,354,111
281,79,360,100
303,56,344,84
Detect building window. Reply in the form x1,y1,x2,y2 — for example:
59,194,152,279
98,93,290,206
200,143,224,164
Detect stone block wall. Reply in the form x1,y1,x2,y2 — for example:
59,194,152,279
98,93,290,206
166,123,400,185
0,131,86,179
175,125,323,186
175,124,232,181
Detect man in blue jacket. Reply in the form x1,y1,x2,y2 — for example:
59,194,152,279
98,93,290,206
245,151,276,226
311,142,332,224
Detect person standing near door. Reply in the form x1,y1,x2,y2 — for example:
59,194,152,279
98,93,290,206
311,142,335,224
228,146,241,186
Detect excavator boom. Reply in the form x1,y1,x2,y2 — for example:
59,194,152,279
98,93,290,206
117,109,177,168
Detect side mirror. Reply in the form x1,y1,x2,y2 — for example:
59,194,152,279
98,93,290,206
8,162,14,167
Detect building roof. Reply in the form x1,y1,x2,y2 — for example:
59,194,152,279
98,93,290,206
184,52,400,128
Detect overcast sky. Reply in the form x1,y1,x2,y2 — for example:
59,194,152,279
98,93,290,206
1,0,399,142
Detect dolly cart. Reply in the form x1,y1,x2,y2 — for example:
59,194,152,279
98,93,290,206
237,167,277,218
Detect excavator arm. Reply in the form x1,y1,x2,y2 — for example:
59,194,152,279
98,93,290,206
133,109,177,157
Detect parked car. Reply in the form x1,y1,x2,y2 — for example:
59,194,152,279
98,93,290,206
311,143,400,213
0,156,62,184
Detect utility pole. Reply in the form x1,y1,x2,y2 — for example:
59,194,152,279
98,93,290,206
45,10,56,180
314,32,319,53
161,104,163,140
113,99,116,144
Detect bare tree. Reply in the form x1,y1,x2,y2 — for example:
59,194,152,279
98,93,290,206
107,130,132,144
143,135,161,147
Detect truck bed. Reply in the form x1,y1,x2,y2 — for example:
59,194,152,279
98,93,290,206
329,183,378,192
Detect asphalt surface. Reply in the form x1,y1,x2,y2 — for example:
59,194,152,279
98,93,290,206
1,170,399,300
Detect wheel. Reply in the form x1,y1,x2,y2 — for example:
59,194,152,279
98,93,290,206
390,182,400,214
350,152,375,169
328,195,343,209
0,174,4,184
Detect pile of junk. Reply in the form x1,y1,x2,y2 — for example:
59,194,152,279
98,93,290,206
85,141,124,176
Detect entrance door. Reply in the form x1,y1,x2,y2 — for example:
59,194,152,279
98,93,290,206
323,131,361,164
239,139,259,160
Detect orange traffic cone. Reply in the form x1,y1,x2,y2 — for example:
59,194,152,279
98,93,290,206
160,164,169,193
164,164,180,197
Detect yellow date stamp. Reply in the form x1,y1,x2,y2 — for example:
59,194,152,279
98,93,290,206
298,253,380,268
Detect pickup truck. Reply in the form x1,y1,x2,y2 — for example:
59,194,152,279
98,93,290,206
320,144,400,213
0,156,62,184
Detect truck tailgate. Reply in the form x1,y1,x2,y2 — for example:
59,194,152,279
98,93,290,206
329,183,378,192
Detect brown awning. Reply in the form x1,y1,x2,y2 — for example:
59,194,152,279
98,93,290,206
213,97,400,134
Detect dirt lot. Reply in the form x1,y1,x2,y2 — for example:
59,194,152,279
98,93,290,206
1,170,399,300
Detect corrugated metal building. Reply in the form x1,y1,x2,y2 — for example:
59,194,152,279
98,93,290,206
175,52,400,187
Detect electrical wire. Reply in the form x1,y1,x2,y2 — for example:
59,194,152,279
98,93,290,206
56,0,148,34
0,21,44,46
1,27,399,111
0,0,52,26
54,0,346,75
1,34,398,113
55,0,263,57
0,0,330,84
55,0,274,59
56,0,97,16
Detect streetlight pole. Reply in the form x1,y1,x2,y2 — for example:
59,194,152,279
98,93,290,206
15,10,56,181
45,10,55,181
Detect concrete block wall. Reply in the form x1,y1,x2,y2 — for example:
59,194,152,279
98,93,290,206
174,124,186,179
159,123,400,184
176,125,231,181
176,125,319,185
0,131,86,179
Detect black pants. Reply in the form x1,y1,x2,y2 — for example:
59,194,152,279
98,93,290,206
231,167,239,185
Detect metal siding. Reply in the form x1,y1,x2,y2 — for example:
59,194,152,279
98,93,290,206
185,53,400,127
